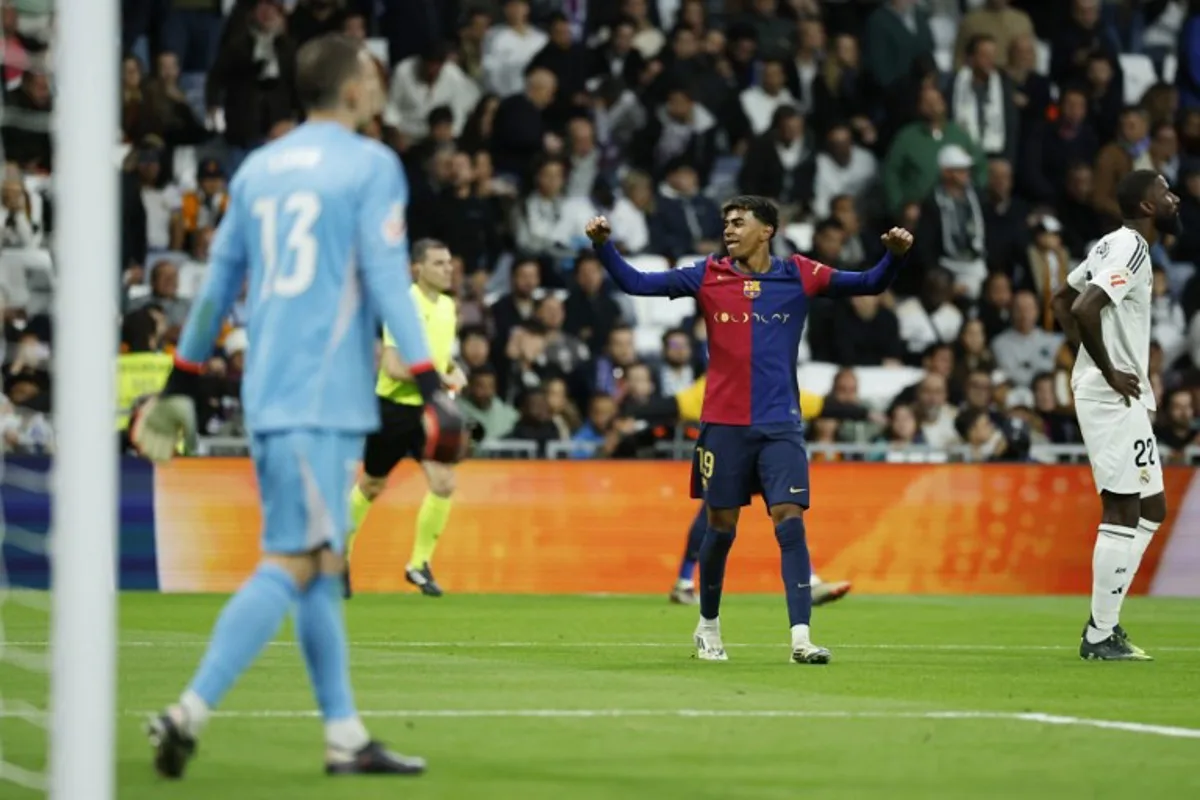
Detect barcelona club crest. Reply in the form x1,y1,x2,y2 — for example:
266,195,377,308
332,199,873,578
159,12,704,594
742,280,761,299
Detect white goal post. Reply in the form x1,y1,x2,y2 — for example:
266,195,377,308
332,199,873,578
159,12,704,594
49,0,120,798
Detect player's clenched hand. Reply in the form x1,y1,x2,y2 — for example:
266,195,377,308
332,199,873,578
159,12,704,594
585,216,611,246
881,227,914,256
1103,369,1140,407
130,395,197,462
421,390,469,464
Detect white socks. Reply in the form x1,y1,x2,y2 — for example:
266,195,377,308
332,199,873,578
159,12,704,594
325,716,370,753
175,689,211,738
790,624,811,648
1087,524,1137,643
1087,519,1161,643
173,690,368,754
1129,518,1160,580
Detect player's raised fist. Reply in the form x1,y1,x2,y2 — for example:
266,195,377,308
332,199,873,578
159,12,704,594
881,227,914,256
585,216,611,245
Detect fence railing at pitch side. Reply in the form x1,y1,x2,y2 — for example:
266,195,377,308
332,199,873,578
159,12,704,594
191,436,1200,465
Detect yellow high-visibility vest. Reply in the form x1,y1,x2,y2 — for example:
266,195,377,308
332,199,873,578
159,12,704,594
116,352,173,431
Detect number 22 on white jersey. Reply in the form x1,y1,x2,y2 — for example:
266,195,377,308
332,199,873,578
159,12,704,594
252,191,321,299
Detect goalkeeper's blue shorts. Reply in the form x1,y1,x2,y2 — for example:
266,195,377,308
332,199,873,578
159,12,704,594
251,430,364,555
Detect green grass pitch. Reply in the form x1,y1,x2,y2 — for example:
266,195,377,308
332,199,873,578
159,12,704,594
4,594,1200,799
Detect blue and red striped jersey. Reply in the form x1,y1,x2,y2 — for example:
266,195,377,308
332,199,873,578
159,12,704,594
596,243,904,426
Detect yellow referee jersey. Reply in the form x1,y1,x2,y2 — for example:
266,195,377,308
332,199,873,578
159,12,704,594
376,285,457,406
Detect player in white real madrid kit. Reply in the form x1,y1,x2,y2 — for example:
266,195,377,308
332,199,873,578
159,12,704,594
1052,169,1178,662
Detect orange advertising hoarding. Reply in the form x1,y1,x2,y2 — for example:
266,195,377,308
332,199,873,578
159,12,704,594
153,460,1195,595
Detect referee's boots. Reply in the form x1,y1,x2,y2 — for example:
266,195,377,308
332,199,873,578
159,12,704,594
405,562,444,597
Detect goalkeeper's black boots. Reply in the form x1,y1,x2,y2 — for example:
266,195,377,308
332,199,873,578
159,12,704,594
326,741,426,776
147,711,197,779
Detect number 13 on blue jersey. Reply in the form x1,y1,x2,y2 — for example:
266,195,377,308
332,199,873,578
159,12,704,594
252,191,322,299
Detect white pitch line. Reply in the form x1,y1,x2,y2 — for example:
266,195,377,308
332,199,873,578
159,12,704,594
8,640,1200,652
74,708,1199,740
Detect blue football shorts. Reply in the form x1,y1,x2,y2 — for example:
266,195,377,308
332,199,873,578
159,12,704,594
690,422,811,511
251,430,364,555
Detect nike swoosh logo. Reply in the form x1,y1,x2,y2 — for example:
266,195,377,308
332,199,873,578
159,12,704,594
789,487,807,494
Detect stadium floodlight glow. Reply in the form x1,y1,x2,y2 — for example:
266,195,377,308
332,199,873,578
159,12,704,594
49,0,120,798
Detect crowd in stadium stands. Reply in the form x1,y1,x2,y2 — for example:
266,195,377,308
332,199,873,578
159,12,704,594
9,0,1200,461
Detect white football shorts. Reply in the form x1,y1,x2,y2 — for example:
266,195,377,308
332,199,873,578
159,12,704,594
1075,396,1165,497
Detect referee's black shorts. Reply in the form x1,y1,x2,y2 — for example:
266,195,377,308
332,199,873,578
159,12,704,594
362,397,426,478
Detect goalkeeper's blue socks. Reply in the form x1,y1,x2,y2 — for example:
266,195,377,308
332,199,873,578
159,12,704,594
698,525,736,620
775,516,813,627
186,563,299,722
678,505,708,582
295,573,369,750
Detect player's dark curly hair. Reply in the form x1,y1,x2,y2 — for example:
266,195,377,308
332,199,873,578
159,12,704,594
1116,168,1162,219
721,195,779,237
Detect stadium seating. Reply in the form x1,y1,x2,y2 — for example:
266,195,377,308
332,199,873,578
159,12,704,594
784,222,814,254
1120,53,1158,105
797,363,924,411
624,255,696,354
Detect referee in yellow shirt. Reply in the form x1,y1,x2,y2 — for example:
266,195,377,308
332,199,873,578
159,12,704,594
345,239,465,598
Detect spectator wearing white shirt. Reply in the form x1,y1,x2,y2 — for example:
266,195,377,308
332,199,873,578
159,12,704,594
658,328,695,398
0,168,37,248
1152,267,1188,367
564,116,601,198
990,290,1063,389
134,136,181,253
949,33,1019,163
812,122,878,218
1143,0,1185,70
914,372,960,449
0,391,53,455
132,260,192,334
738,58,797,137
786,16,825,116
556,177,649,254
177,227,212,301
915,144,990,298
483,0,549,97
513,157,570,260
624,0,667,59
386,44,480,142
896,268,964,364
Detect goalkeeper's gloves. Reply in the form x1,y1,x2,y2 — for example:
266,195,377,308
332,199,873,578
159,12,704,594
412,365,467,464
130,358,200,463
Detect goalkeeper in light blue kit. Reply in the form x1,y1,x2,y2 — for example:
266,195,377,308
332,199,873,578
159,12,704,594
132,34,465,779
